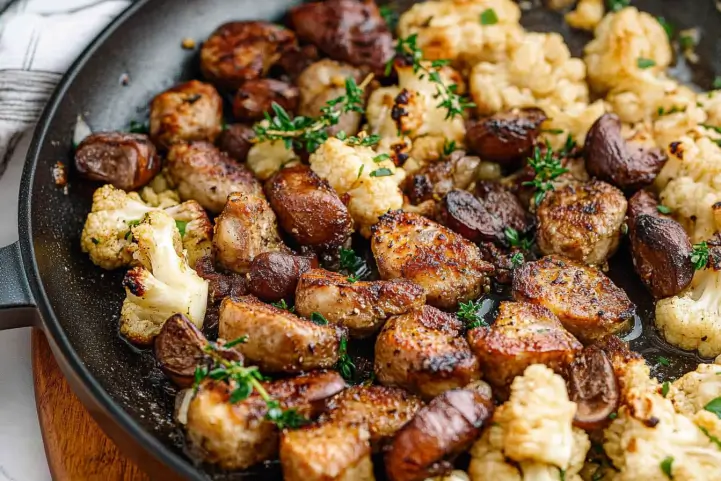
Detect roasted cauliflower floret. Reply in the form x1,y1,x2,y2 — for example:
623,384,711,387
565,0,604,31
246,137,300,181
309,137,405,236
539,100,606,150
469,31,589,116
583,7,672,95
397,0,523,70
468,365,590,481
81,184,212,271
120,211,208,345
137,172,180,208
669,358,721,416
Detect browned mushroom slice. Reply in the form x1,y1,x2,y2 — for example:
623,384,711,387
248,252,318,303
186,371,345,470
75,132,161,191
467,301,582,393
438,189,505,244
475,181,532,235
512,256,635,343
216,123,255,163
627,191,694,299
200,21,297,90
465,108,547,166
567,345,619,430
290,0,393,76
385,382,495,481
265,165,354,249
233,79,300,122
584,113,667,191
154,313,242,388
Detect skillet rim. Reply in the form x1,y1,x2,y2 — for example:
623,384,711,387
20,0,204,479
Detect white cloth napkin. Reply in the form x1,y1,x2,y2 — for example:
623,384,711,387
0,0,131,177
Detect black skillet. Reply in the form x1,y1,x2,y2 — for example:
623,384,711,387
0,0,719,479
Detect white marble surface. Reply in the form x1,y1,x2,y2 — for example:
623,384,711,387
0,133,52,481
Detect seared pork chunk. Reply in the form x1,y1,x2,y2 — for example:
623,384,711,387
512,256,635,343
213,192,289,274
266,165,354,249
375,305,481,400
371,211,493,310
467,301,582,393
404,151,481,205
385,382,495,481
536,180,627,265
233,78,299,121
149,80,223,149
295,269,426,338
219,296,340,373
166,141,262,214
186,371,344,470
194,256,248,304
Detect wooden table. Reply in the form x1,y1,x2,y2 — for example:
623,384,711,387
31,329,150,481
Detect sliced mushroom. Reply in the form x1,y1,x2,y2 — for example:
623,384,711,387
154,313,242,388
437,189,505,244
200,21,296,90
627,191,694,298
475,181,532,235
465,108,547,166
248,252,318,302
233,79,299,122
584,113,667,191
216,123,255,162
75,132,161,191
567,345,619,430
385,382,495,481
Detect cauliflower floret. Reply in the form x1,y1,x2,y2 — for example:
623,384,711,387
120,211,208,345
583,7,672,95
469,31,589,116
603,356,721,481
565,0,604,31
469,365,589,481
540,100,607,149
246,137,300,181
397,0,524,71
81,184,213,270
309,138,405,237
698,91,721,127
136,172,181,208
670,358,721,416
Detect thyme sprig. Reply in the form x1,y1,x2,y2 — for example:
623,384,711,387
193,338,307,429
386,34,475,120
504,227,534,252
523,145,569,206
457,299,489,330
691,241,710,271
336,336,356,382
254,75,372,153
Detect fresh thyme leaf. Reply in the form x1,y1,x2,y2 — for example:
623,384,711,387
606,0,630,12
224,335,248,348
357,164,365,180
637,57,656,69
510,252,524,268
691,241,710,270
347,274,360,283
342,133,381,147
559,134,577,157
271,299,294,312
336,336,356,382
657,105,686,116
661,381,670,397
658,356,670,367
479,8,498,25
504,227,534,251
660,456,673,479
340,247,364,274
704,397,721,419
310,312,329,325
373,153,391,163
129,120,149,134
379,4,399,31
230,383,252,403
522,146,568,205
657,17,673,38
457,299,488,329
175,220,188,237
370,167,393,177
265,401,308,429
194,365,208,389
608,412,617,419
442,140,457,156
542,128,565,135
657,205,671,214
702,123,721,134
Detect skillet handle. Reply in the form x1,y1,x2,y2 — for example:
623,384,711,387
0,242,39,330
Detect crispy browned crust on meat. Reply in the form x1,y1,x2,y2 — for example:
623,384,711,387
213,192,289,274
374,305,482,400
219,296,340,373
266,165,354,249
371,211,494,310
467,301,582,393
323,385,424,450
166,141,263,214
295,269,426,338
200,21,296,90
536,180,627,266
385,382,495,481
280,422,375,481
512,255,635,343
149,80,223,149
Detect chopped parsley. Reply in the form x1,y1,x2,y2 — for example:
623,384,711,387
510,252,524,269
310,312,328,325
370,167,393,177
637,57,656,69
479,8,498,25
657,105,686,116
175,220,188,237
657,355,670,367
504,227,534,252
691,241,710,271
661,381,670,397
608,412,618,420
128,120,149,134
657,17,673,39
271,299,294,312
373,153,391,163
379,4,399,31
336,336,356,382
660,456,674,479
704,397,721,419
346,274,360,283
657,205,672,214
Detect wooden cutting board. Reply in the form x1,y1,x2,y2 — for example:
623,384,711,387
31,329,150,481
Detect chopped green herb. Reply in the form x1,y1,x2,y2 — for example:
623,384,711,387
657,17,673,39
347,274,360,283
357,164,365,180
657,205,672,214
339,247,364,275
637,57,656,69
660,456,673,479
271,299,294,312
310,312,328,326
522,145,569,206
443,140,457,157
126,219,142,228
661,381,670,397
703,123,721,135
128,120,149,134
658,356,670,367
608,412,618,420
341,133,381,147
680,34,697,51
657,105,686,116
479,8,498,25
704,397,721,419
223,335,248,348
504,227,534,252
691,241,710,271
175,220,188,237
607,0,630,11
559,468,566,481
510,252,524,268
699,425,721,448
336,336,356,382
91,237,100,245
373,153,391,163
714,77,721,90
370,167,393,177
542,128,565,135
457,299,488,329
379,4,399,31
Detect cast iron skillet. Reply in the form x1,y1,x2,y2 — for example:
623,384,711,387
0,0,720,479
